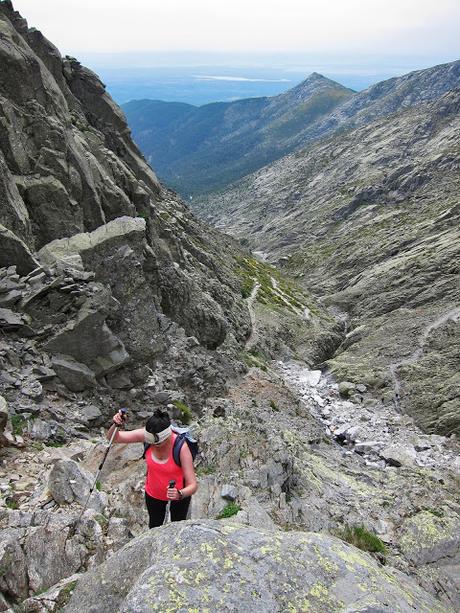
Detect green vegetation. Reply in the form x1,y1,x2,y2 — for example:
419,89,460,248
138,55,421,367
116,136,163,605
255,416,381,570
196,464,216,476
269,400,279,412
95,480,102,491
235,255,313,315
94,514,109,529
11,414,26,436
242,351,268,372
5,498,19,510
335,525,387,555
172,400,193,425
55,580,78,609
425,508,444,518
217,502,241,519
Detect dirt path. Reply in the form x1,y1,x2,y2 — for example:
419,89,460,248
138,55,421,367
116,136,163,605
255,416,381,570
389,306,460,406
245,279,261,350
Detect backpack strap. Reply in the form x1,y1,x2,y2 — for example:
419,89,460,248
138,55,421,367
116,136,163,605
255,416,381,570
173,433,186,466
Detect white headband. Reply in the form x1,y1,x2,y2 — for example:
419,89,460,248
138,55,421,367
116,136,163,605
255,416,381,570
144,426,172,445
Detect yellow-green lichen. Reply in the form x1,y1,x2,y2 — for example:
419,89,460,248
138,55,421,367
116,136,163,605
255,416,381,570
399,511,456,556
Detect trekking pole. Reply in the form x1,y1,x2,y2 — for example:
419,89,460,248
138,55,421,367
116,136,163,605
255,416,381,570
164,479,176,525
77,408,127,522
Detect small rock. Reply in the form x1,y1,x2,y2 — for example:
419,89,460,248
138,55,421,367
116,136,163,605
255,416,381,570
354,441,385,454
78,404,103,423
52,354,97,392
21,379,43,401
380,444,417,467
300,370,322,386
221,484,238,501
338,381,356,397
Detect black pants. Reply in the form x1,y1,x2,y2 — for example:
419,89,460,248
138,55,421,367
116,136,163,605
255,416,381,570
145,491,191,528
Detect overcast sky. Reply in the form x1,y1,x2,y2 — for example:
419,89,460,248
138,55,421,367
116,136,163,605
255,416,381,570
10,0,460,61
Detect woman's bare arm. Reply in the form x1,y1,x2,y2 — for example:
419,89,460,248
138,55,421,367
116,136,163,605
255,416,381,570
106,412,145,444
179,444,198,497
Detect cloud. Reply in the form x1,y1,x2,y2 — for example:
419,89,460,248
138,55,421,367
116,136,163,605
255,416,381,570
193,75,291,82
12,0,460,57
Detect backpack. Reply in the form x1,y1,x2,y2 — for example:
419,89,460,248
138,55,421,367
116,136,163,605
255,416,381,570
142,425,199,466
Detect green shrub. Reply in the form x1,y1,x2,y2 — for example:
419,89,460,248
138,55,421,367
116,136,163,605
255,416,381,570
173,400,193,425
336,524,387,554
269,400,279,412
55,580,78,609
217,502,241,520
5,498,19,510
196,464,216,476
11,414,25,436
94,514,108,529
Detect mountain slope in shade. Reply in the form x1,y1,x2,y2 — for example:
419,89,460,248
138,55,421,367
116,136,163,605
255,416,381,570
123,73,353,195
203,88,460,435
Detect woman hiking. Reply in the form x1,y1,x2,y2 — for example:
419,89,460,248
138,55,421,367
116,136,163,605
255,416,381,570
107,408,198,528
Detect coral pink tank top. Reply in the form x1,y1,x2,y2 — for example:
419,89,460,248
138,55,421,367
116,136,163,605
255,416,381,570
144,433,184,501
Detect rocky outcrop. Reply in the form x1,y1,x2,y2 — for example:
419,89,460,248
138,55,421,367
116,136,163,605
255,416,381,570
203,88,460,435
0,225,38,275
0,1,251,415
64,520,448,613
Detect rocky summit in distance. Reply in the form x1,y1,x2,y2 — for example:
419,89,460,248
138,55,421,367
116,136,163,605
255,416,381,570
123,73,353,195
202,80,460,436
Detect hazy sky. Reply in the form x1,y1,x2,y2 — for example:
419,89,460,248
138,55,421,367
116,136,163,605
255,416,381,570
10,0,460,60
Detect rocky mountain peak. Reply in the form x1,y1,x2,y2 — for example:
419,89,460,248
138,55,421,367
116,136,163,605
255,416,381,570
282,71,353,102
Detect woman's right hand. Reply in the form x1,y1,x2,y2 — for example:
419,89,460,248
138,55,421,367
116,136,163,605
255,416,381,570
112,411,126,426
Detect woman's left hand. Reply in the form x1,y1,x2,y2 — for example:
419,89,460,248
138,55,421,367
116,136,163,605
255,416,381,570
166,487,182,501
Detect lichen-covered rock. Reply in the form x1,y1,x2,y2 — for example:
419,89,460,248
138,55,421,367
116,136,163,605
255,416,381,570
398,510,460,566
64,520,449,612
20,573,81,613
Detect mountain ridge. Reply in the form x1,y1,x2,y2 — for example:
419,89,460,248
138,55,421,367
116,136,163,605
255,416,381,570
123,73,353,194
124,60,460,198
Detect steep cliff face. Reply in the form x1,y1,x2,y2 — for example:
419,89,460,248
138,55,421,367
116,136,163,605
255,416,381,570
0,0,253,410
203,88,460,435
